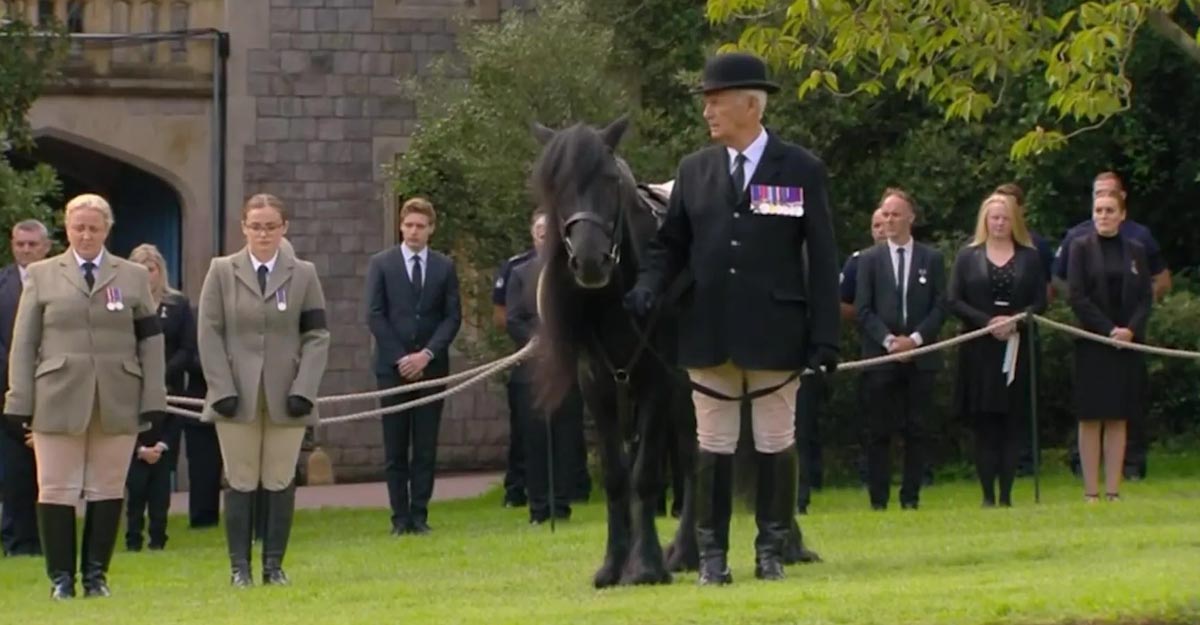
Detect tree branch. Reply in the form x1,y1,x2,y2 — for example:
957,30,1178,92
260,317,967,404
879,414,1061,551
1145,8,1200,66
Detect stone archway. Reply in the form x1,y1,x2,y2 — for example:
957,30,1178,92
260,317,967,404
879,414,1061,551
8,133,186,288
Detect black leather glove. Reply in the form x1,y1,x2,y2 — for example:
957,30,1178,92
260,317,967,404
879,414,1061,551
807,344,839,378
286,395,313,418
211,396,239,418
139,411,167,427
623,285,656,317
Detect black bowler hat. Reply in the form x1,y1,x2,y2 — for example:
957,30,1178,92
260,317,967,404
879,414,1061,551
693,52,780,95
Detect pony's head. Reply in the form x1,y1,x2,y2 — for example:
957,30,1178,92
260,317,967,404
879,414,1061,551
530,116,631,290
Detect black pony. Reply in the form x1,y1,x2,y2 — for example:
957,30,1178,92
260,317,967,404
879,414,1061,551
529,117,699,587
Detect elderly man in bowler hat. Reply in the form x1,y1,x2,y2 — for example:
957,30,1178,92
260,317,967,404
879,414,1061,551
626,52,840,584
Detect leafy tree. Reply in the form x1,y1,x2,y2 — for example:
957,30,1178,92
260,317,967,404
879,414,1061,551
706,0,1200,159
0,13,67,264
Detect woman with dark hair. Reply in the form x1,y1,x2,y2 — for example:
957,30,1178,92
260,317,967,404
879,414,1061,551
1066,189,1151,503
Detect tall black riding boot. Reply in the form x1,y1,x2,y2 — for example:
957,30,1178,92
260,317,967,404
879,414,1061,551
262,483,296,585
694,451,734,586
80,499,122,598
224,489,255,588
754,446,798,581
37,503,77,600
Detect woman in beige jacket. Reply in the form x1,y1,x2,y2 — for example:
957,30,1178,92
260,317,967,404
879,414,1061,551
198,193,329,588
4,194,167,600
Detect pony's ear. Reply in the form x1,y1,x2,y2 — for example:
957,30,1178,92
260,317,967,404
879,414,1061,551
599,115,630,150
531,122,556,145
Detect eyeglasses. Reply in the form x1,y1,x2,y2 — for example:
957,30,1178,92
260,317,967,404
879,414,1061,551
244,223,284,233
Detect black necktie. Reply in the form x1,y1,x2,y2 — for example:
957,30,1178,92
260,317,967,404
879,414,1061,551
83,262,95,290
411,255,423,300
896,247,907,327
731,152,747,196
257,264,268,294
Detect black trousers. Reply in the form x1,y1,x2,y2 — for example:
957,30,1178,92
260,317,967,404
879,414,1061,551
182,422,223,528
974,410,1021,504
502,379,527,503
125,456,172,547
514,382,581,520
865,365,934,507
379,372,445,528
0,430,39,556
795,375,826,510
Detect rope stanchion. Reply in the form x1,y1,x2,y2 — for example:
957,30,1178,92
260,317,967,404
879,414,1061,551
1032,315,1200,359
158,311,1200,428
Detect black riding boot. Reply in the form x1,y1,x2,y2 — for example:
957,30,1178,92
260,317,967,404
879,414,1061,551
694,451,733,585
80,499,122,597
37,503,77,600
262,483,296,585
754,446,797,581
224,489,255,588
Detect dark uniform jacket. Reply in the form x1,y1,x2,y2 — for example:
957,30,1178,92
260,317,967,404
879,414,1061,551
855,241,947,371
637,131,840,370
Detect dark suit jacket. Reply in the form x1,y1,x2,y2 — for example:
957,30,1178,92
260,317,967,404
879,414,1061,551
505,256,541,384
637,130,840,370
0,265,22,422
947,244,1047,330
1066,232,1152,341
365,245,462,378
855,241,947,371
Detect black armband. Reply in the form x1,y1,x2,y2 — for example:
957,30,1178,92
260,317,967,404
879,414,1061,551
134,315,163,341
299,309,327,333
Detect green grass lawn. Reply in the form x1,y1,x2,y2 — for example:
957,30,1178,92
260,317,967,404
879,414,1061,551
2,453,1199,625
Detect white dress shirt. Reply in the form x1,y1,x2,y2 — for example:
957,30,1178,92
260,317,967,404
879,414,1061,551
725,127,769,191
250,250,279,274
73,248,105,272
884,238,923,348
18,265,29,287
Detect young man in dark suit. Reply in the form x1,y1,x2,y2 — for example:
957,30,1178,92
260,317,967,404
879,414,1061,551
365,198,462,536
626,52,840,585
855,188,947,510
0,219,51,558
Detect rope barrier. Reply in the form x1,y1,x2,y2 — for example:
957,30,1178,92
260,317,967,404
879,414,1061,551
160,312,1200,426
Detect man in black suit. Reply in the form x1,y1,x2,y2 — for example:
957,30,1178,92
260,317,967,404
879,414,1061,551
0,219,51,557
855,188,946,510
365,197,462,536
626,52,840,585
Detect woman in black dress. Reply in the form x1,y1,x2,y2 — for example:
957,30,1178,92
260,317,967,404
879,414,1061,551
948,193,1046,507
1066,189,1151,503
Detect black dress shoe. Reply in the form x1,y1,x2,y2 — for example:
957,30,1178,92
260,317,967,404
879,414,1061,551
263,568,290,586
390,524,408,536
754,559,785,581
698,560,733,585
148,543,165,551
409,520,432,535
231,567,254,588
901,502,919,510
871,503,887,511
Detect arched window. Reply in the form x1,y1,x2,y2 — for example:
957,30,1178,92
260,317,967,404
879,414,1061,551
66,0,84,33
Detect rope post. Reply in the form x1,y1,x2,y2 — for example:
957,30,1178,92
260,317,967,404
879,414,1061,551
547,412,557,534
1027,318,1041,504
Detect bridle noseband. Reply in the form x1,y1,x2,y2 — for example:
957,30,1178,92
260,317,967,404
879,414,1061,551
559,199,625,267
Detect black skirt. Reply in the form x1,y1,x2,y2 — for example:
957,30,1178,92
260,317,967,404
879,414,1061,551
953,326,1032,420
1071,339,1145,421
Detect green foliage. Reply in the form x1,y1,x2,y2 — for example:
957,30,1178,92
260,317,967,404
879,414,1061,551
705,0,1200,159
0,13,67,264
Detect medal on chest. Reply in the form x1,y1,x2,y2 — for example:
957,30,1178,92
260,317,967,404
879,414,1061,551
276,288,288,312
918,268,928,285
105,287,125,312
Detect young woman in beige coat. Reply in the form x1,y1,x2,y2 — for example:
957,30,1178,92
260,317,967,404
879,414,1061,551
198,194,329,588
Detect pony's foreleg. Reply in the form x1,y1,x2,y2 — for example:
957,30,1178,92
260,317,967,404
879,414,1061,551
592,408,632,589
665,388,700,573
619,396,671,585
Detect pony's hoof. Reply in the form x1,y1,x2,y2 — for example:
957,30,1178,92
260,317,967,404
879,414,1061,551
786,547,822,565
593,563,622,589
621,565,672,586
665,540,699,573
